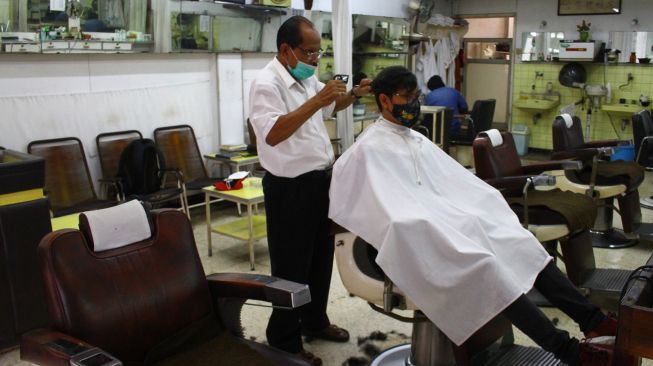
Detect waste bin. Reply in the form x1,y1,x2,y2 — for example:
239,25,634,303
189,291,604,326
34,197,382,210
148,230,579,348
611,143,635,161
512,124,530,156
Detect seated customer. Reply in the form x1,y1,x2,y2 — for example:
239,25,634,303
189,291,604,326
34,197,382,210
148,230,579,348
329,66,616,366
425,74,468,137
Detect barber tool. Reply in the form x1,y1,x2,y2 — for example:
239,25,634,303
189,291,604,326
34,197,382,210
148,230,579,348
333,74,349,84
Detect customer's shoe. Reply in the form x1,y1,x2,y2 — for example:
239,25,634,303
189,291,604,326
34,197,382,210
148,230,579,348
296,350,322,366
585,312,618,339
303,324,350,343
578,339,613,366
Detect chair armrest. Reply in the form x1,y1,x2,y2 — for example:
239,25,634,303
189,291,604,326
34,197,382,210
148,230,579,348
21,329,95,366
206,273,311,309
522,160,582,174
485,175,533,191
583,140,625,148
551,147,613,161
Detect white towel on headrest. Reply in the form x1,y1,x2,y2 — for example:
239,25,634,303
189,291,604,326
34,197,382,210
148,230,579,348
485,129,503,147
83,200,151,252
560,114,574,128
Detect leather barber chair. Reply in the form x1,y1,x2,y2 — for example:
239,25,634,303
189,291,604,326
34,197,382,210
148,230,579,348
552,114,647,248
632,110,653,209
334,231,563,366
21,201,312,366
473,130,639,310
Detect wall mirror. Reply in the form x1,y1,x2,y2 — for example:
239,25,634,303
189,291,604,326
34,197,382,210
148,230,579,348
609,31,653,62
0,0,151,53
520,31,566,61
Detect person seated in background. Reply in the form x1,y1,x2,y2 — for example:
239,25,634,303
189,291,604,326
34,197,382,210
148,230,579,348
425,74,468,138
329,66,618,366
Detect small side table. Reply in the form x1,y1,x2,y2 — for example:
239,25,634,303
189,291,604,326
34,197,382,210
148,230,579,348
203,178,266,270
204,153,260,174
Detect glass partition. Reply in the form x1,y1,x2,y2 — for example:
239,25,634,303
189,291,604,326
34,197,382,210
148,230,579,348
520,31,565,61
609,31,653,62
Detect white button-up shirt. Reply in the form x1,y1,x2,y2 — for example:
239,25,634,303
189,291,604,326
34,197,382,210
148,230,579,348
248,57,335,178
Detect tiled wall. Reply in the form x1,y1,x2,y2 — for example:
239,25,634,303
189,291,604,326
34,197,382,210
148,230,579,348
512,62,653,150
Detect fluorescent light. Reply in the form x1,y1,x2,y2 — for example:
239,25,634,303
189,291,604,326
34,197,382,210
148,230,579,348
530,32,538,36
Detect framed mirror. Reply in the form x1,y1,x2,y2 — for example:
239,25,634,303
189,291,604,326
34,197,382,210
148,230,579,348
520,31,566,61
609,31,653,63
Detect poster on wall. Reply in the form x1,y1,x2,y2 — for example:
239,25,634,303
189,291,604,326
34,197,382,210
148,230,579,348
558,0,621,15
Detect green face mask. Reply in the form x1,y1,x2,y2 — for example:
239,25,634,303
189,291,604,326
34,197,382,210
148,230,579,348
286,48,316,80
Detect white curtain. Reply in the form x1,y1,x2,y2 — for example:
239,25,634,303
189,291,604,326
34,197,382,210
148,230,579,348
124,0,147,32
153,0,171,53
98,0,126,29
332,0,353,150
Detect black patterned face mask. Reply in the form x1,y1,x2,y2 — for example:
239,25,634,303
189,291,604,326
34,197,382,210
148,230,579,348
391,99,421,128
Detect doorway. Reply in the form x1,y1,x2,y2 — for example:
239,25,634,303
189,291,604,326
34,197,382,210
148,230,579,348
462,16,514,130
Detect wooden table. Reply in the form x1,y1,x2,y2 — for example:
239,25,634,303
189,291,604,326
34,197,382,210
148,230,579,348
204,153,260,174
203,178,266,270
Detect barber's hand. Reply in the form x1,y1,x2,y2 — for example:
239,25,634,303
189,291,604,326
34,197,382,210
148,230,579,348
353,78,373,97
316,80,347,107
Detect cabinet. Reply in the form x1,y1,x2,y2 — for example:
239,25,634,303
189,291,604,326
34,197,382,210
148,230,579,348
0,149,50,351
1,40,153,53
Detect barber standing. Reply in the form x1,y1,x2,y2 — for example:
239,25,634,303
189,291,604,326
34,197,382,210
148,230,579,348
248,15,371,366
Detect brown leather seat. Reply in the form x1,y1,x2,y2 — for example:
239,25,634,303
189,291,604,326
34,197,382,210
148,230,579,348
473,131,636,304
21,206,311,366
27,137,115,217
552,115,645,242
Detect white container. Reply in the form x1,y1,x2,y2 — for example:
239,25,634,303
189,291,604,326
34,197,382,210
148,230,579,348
512,124,530,156
558,41,598,61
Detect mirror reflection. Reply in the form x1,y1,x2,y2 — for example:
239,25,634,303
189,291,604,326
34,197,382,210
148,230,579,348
0,0,148,33
521,31,565,61
609,31,653,63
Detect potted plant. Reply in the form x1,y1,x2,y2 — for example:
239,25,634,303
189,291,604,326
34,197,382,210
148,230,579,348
577,20,591,42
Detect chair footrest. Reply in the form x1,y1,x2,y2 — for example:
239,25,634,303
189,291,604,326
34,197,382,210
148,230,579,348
486,345,563,365
581,268,632,294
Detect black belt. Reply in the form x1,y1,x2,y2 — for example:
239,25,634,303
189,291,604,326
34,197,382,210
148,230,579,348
267,168,332,182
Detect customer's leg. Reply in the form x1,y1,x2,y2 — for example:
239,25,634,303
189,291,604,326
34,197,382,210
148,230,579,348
503,294,580,365
534,261,605,333
264,174,314,353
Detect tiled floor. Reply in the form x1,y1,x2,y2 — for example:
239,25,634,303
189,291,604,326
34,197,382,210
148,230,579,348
2,164,653,366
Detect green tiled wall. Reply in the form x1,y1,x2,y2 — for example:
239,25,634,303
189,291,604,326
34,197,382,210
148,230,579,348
512,63,653,150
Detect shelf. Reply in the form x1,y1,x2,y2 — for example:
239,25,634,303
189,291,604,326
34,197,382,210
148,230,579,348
212,215,267,241
220,2,287,15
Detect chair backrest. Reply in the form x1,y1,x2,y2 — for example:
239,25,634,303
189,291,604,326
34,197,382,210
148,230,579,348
38,209,216,363
27,137,97,215
473,130,524,180
117,138,166,196
552,115,585,152
153,125,208,182
469,99,496,137
632,110,653,165
96,130,143,179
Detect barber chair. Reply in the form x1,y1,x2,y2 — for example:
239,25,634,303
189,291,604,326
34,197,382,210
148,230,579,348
21,202,312,366
552,115,648,248
449,99,496,168
473,130,639,310
632,110,653,209
334,231,562,366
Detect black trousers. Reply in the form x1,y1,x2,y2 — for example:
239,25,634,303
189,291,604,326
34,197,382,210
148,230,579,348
503,261,605,366
263,170,334,353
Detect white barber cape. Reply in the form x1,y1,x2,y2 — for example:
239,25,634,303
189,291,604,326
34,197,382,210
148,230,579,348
328,117,552,345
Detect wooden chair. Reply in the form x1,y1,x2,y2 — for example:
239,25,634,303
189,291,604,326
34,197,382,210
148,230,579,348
27,137,115,217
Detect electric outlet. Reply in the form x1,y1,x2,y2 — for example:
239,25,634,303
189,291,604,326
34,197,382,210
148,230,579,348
628,73,634,81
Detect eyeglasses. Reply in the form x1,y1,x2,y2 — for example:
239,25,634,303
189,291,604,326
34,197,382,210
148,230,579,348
297,47,324,60
393,91,423,103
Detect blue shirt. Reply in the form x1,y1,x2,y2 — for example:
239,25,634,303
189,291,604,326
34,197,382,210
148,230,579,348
425,87,468,135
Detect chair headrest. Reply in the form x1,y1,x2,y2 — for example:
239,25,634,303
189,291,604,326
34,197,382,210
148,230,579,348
79,200,152,252
482,129,503,147
559,114,574,128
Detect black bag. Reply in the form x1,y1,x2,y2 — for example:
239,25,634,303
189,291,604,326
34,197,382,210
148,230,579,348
117,139,166,196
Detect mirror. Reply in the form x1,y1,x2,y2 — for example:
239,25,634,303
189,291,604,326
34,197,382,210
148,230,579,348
609,31,653,62
520,31,566,61
0,0,148,33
